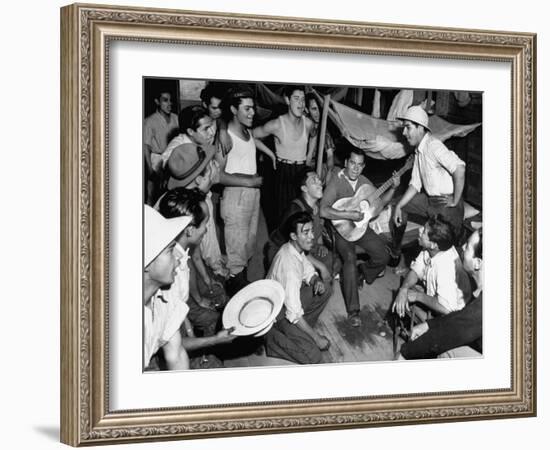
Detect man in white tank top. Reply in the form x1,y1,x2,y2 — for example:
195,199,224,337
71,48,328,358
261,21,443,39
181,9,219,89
220,87,276,295
253,86,317,218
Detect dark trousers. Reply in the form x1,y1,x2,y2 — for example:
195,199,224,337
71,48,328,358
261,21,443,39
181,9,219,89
275,161,305,217
265,282,332,364
335,228,390,316
390,193,464,252
186,296,220,337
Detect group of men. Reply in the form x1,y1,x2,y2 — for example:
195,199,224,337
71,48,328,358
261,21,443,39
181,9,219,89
143,81,479,369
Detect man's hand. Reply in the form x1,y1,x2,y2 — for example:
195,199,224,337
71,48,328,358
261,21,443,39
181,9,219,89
313,279,326,296
431,194,456,208
392,288,410,318
314,245,329,259
215,327,237,344
315,334,330,351
348,210,364,222
270,153,277,170
393,205,403,226
391,171,401,189
410,322,429,341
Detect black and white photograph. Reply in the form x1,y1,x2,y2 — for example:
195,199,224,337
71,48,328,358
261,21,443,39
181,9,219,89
143,78,483,371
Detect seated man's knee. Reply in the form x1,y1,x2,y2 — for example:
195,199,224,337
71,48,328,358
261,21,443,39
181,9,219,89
339,247,357,265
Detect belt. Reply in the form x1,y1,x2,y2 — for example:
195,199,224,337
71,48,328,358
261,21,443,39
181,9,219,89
276,157,306,165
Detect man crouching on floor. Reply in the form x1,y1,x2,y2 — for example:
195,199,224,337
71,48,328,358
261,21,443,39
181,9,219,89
264,211,333,364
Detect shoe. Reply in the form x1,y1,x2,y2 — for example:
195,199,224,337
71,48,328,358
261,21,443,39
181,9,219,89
388,249,402,268
349,313,362,328
226,270,249,297
359,263,386,285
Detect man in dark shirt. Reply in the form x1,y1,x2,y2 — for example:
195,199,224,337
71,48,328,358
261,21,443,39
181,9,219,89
320,148,399,327
265,167,334,282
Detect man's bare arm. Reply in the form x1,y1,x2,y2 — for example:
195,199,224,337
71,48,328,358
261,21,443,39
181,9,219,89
451,164,466,206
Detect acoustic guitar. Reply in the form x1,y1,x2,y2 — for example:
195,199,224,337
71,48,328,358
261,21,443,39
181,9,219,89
331,156,414,242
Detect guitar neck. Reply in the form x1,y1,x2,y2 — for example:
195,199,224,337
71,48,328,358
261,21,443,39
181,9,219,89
371,157,413,200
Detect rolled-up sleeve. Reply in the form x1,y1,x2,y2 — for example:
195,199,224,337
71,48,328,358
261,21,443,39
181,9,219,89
268,245,307,324
281,270,305,324
433,143,465,174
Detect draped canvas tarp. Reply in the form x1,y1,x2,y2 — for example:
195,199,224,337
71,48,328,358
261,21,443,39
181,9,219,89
253,83,481,160
328,98,481,160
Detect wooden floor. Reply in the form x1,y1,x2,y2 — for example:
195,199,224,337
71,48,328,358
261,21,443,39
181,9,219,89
222,211,408,369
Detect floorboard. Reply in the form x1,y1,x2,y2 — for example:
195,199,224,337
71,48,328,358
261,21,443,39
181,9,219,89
221,209,410,369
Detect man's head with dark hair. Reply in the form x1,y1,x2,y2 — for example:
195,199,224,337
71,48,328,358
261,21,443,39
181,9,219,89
418,214,456,252
462,227,483,278
153,90,173,116
283,85,306,99
158,188,209,247
305,93,321,124
283,211,315,253
225,85,255,111
343,147,366,182
178,105,215,145
225,85,256,128
283,85,306,119
159,187,206,225
178,105,209,134
200,84,226,120
295,167,323,200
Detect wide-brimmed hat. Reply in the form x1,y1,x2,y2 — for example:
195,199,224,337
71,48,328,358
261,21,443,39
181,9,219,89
144,205,192,267
222,280,285,336
397,105,431,132
167,142,216,189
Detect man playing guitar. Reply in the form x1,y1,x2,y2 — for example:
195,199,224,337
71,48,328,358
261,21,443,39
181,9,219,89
320,147,400,327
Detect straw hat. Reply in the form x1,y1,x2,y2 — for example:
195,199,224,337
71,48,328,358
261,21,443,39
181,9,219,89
144,205,191,267
397,105,431,132
222,280,285,336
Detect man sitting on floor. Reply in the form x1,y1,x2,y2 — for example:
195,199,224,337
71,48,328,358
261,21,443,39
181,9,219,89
143,205,192,370
264,211,333,365
265,167,335,282
152,190,237,369
398,227,483,359
392,215,470,319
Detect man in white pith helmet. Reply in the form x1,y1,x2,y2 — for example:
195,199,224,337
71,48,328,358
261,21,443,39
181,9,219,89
143,205,192,370
391,105,466,260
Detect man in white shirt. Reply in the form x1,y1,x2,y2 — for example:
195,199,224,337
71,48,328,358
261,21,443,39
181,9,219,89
149,190,236,371
392,215,470,319
391,105,466,256
265,211,333,364
143,205,192,370
143,89,179,205
220,87,276,296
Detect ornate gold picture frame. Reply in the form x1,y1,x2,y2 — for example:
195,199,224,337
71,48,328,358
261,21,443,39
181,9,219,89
60,3,536,446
